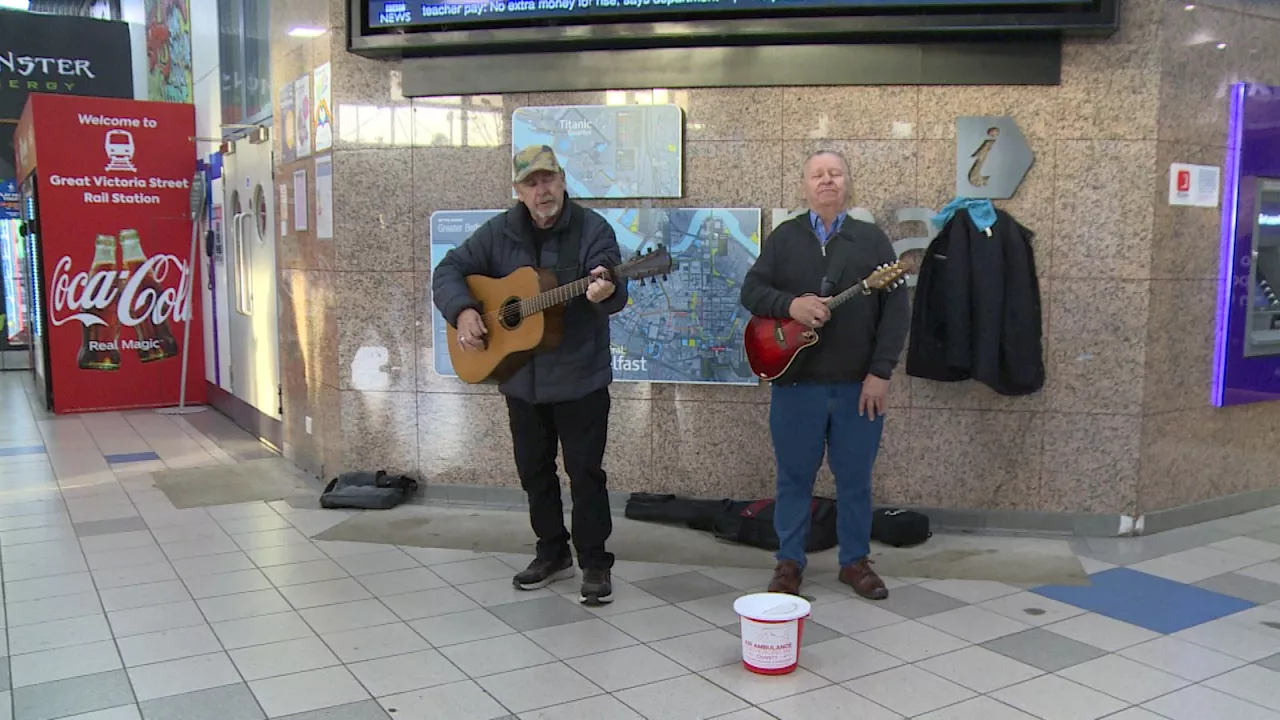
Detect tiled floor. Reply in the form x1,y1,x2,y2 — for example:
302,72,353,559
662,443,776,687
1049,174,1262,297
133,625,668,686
7,373,1280,719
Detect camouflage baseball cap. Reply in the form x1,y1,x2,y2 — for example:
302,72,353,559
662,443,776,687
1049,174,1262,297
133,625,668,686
512,145,562,183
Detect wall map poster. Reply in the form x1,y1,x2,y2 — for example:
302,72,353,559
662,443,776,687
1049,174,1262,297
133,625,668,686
429,207,760,385
511,104,683,199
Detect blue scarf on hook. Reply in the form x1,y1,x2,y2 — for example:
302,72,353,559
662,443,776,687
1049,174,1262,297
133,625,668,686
933,198,997,233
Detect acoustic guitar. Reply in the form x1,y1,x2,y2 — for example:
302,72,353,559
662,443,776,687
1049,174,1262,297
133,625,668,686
743,261,908,381
446,246,674,384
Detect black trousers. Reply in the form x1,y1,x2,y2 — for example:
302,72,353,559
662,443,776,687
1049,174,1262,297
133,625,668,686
506,387,614,570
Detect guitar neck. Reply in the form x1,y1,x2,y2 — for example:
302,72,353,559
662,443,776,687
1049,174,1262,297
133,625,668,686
824,279,868,312
520,274,597,318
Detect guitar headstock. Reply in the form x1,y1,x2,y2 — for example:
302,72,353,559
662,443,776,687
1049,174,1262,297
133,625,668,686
864,261,908,292
618,244,674,285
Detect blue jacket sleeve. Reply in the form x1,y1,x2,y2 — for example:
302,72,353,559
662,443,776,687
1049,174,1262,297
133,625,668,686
431,221,494,327
584,219,629,315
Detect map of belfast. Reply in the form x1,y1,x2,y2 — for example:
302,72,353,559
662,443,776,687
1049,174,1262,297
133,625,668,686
511,105,684,199
601,208,760,385
429,208,762,385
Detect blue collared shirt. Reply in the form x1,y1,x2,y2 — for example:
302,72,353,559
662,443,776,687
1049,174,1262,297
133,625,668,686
809,210,846,247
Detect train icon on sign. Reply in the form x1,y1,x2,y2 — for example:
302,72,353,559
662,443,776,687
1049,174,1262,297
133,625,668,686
104,129,137,173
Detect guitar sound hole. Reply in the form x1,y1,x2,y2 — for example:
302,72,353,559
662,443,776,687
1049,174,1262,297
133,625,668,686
498,298,522,330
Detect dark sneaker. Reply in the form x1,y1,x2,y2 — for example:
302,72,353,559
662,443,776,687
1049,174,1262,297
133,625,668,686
768,560,803,596
580,567,613,606
513,556,574,591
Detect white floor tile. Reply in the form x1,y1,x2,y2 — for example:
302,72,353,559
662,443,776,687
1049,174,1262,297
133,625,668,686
917,646,1044,693
650,629,743,673
566,645,688,692
1131,547,1259,584
977,591,1088,627
796,636,903,683
243,542,329,569
431,557,519,586
97,580,191,612
991,674,1129,720
248,665,371,718
760,684,900,720
278,578,372,610
456,577,556,607
1175,617,1280,661
116,624,224,667
59,706,143,720
605,605,715,643
853,620,971,662
92,561,179,590
1204,664,1280,712
477,662,602,714
846,664,975,717
321,622,433,664
1119,636,1248,681
614,674,748,720
107,599,205,637
182,568,274,599
1144,684,1280,720
260,559,348,588
126,651,242,702
229,636,342,681
356,567,447,597
1239,562,1280,586
382,587,481,622
915,696,1039,720
4,571,96,603
812,598,905,635
1057,654,1190,704
519,694,645,720
1210,537,1280,562
332,548,419,577
440,633,557,678
6,590,102,626
9,612,112,654
377,680,508,720
919,605,1031,644
1044,613,1160,652
212,611,315,650
919,579,1021,604
196,588,292,622
9,639,122,687
299,598,398,634
232,528,311,552
348,649,467,697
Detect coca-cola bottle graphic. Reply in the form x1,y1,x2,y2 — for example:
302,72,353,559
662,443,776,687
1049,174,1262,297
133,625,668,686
119,229,179,363
77,234,122,371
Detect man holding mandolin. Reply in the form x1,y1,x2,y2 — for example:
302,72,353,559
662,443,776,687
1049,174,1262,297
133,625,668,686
739,150,910,600
432,146,629,606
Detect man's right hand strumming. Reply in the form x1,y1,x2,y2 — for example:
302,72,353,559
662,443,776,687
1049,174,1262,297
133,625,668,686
456,308,488,351
790,296,831,329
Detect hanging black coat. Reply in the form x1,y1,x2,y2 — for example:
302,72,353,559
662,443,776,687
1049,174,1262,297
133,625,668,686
905,208,1045,396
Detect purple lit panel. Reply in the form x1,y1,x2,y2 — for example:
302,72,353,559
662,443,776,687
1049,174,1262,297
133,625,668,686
1212,82,1280,407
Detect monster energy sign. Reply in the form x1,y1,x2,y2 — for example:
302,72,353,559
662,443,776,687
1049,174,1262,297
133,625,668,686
955,116,1035,201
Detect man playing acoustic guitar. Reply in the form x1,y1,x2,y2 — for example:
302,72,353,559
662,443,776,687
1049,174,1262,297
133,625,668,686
739,149,910,600
432,145,628,606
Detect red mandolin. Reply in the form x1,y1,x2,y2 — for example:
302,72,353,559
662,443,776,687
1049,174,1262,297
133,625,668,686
743,261,908,381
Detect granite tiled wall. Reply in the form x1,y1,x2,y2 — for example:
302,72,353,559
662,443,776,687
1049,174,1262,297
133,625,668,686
266,0,1280,522
1138,0,1280,514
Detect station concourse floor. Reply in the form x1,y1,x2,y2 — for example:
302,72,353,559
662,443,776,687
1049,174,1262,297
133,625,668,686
7,374,1280,719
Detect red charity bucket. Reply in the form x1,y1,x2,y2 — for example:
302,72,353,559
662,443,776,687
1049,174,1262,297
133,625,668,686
733,593,813,676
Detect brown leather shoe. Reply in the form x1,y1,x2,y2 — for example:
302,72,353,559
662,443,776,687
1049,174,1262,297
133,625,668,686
768,560,803,596
839,558,889,600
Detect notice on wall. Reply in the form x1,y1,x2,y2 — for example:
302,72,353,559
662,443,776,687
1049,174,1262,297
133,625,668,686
295,75,312,159
315,155,333,240
278,182,288,236
293,169,308,231
313,63,333,154
1169,163,1221,208
279,84,296,164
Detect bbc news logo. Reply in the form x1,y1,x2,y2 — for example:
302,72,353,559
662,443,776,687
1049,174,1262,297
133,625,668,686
48,230,191,371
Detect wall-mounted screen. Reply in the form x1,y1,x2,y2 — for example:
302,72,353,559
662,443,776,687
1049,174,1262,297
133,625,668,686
352,0,1116,56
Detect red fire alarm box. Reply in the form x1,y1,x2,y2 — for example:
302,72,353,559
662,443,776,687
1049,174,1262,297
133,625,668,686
14,94,205,414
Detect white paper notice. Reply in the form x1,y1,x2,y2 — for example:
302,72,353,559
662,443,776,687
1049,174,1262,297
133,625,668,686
315,155,333,240
294,169,308,231
1169,163,1221,208
279,183,288,236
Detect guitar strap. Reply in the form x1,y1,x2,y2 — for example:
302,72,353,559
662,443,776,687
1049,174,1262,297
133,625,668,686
551,203,586,286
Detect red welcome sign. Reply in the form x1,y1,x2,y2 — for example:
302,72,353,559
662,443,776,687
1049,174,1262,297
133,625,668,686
18,94,203,413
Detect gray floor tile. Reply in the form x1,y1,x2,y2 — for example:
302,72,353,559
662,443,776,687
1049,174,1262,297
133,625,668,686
633,572,737,604
488,596,594,632
139,684,265,720
1258,653,1280,673
982,628,1107,673
0,657,10,692
1249,526,1280,545
1195,573,1280,605
13,669,136,720
276,700,392,720
75,517,150,537
858,584,969,620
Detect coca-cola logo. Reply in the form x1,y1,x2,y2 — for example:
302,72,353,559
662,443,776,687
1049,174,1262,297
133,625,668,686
49,254,193,329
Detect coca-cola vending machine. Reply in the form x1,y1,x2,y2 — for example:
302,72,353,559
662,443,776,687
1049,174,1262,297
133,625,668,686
14,94,204,413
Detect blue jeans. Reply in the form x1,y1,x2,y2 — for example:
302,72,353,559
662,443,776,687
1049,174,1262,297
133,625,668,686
769,382,884,569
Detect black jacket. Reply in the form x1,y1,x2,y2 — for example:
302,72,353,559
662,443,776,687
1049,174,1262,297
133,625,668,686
431,197,628,404
740,214,910,384
905,208,1044,396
